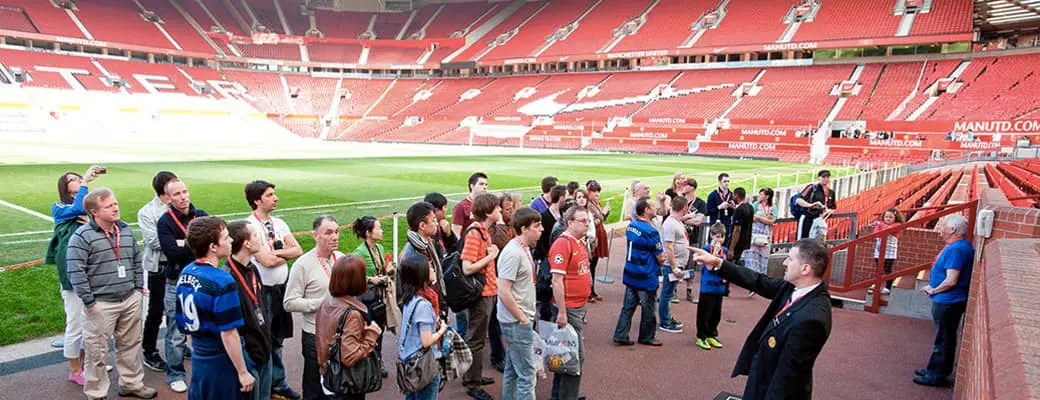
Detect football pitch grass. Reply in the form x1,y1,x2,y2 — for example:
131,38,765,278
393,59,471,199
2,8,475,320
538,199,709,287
0,153,849,345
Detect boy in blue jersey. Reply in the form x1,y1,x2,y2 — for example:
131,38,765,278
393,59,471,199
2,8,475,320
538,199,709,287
696,222,729,351
176,216,255,399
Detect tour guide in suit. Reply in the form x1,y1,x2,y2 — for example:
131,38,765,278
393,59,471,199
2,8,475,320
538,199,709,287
691,238,833,400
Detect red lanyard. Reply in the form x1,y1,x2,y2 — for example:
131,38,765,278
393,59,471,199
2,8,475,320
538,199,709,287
717,188,732,202
515,238,537,283
711,242,724,257
227,257,261,306
105,224,121,261
167,209,192,236
317,252,336,277
762,205,772,217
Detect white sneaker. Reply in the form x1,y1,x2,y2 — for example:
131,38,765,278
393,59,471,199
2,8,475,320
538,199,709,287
170,380,188,393
881,287,891,295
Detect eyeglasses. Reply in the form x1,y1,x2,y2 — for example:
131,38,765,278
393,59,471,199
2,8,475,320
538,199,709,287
572,218,590,224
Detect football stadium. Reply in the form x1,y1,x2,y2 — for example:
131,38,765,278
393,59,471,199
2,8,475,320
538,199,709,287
0,0,1037,399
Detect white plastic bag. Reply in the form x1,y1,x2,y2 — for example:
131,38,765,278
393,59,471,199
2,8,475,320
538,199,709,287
532,331,548,379
538,323,581,376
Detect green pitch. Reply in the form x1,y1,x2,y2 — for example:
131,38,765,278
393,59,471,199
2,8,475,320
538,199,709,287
0,153,844,344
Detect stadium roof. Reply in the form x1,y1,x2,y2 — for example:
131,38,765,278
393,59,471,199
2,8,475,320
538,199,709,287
975,0,1040,32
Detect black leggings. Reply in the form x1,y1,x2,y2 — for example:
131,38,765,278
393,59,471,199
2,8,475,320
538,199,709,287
874,258,896,289
589,256,599,296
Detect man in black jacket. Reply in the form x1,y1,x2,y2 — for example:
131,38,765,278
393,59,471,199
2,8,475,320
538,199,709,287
156,180,208,393
691,239,832,400
225,220,273,400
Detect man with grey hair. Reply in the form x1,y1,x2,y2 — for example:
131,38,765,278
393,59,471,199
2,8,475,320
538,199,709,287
914,213,973,387
67,188,157,399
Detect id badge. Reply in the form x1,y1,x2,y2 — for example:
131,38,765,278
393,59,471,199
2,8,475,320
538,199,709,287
117,265,127,278
255,308,265,326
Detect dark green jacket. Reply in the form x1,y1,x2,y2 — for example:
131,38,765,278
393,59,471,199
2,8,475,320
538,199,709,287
46,219,83,291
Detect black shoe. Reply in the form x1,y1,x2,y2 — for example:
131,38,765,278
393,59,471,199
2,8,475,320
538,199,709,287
638,339,663,347
913,376,950,387
914,368,928,377
612,338,635,346
142,352,166,372
466,386,494,400
272,386,302,400
578,393,587,400
492,360,505,373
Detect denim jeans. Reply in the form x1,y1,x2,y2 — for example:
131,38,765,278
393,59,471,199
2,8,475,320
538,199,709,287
551,306,586,400
925,301,966,380
163,281,187,383
500,321,537,400
455,310,468,337
612,285,657,343
244,350,273,400
405,374,441,400
272,338,289,391
658,266,677,325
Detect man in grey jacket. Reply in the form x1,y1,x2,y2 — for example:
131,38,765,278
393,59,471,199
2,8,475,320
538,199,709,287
67,188,157,400
136,171,177,372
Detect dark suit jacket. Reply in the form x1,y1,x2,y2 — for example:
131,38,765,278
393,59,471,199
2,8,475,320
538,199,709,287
716,261,832,400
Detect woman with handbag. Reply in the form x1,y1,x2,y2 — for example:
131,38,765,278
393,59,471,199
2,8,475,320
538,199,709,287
316,255,383,400
352,216,401,377
398,256,448,400
742,188,776,296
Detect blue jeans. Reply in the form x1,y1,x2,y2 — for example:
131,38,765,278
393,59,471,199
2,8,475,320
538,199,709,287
925,301,966,380
500,321,537,400
164,281,187,383
244,351,273,400
271,338,289,391
455,310,468,337
612,285,657,343
658,266,677,325
405,374,441,400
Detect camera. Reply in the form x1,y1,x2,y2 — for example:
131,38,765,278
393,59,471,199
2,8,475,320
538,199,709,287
273,240,284,250
95,166,108,175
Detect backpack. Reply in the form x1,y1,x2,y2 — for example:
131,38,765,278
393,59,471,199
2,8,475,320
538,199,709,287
789,184,816,220
441,225,488,313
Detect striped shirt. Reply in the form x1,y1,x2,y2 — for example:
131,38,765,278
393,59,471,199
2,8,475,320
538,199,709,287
66,219,143,308
461,222,497,297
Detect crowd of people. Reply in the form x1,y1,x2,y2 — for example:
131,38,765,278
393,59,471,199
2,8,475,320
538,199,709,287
45,163,972,400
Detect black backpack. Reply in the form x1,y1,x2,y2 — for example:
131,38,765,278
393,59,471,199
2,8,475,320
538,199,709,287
441,225,488,313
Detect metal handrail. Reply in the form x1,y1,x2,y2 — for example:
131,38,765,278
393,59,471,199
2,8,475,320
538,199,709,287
824,200,978,313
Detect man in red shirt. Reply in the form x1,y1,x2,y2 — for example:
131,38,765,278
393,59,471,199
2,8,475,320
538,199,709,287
459,193,501,400
452,172,489,238
548,206,592,400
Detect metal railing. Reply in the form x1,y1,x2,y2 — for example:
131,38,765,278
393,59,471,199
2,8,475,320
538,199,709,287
824,200,978,313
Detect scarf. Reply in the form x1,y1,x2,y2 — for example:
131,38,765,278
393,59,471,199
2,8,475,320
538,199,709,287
407,231,446,295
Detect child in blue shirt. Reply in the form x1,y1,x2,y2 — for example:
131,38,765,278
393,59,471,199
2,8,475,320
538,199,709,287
696,222,729,351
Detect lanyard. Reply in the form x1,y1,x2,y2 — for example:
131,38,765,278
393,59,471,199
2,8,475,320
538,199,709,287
514,237,537,283
717,188,732,202
317,252,336,277
105,224,121,261
227,257,261,306
776,295,800,318
711,242,724,257
167,209,192,236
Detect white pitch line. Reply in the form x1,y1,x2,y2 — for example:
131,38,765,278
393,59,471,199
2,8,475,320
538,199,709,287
0,199,52,222
0,169,800,238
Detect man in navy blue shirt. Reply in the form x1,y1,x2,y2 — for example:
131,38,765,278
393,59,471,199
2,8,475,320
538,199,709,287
914,214,974,387
157,179,209,393
612,198,667,347
175,216,255,398
706,173,736,242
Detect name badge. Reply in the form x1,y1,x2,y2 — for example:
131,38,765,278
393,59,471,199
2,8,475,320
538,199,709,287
255,308,265,326
117,265,127,278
